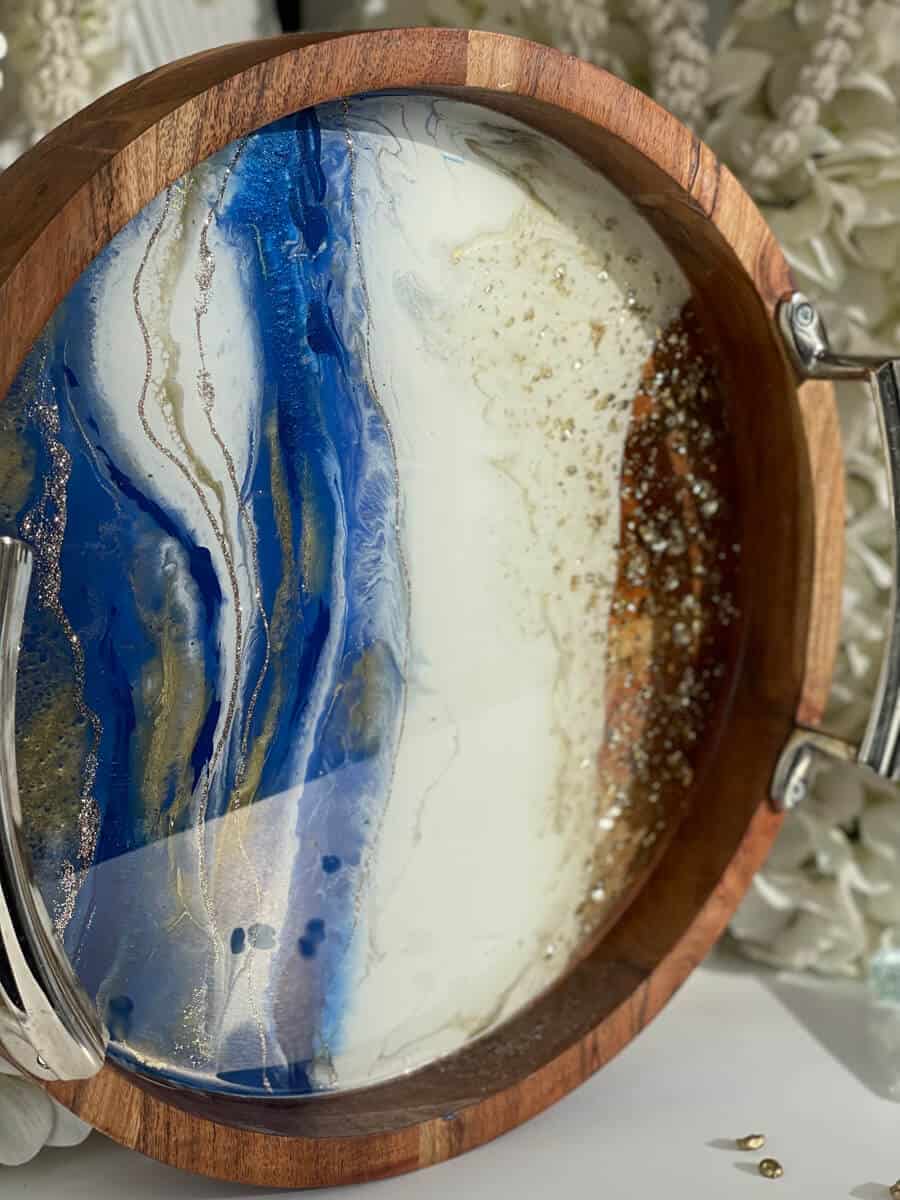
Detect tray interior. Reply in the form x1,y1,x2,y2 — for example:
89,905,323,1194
1,90,741,1103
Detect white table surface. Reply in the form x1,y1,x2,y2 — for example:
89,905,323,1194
6,949,900,1199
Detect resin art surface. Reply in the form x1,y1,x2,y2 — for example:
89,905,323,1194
0,93,722,1097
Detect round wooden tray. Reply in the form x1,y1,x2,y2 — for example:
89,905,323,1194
0,29,843,1189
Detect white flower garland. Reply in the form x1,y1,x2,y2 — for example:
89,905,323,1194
631,0,712,130
9,0,122,133
748,0,865,180
0,0,129,166
519,0,612,64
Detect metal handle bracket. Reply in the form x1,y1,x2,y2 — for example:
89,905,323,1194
774,293,900,808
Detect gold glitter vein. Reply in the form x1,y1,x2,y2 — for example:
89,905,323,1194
132,186,245,970
20,355,103,936
193,142,272,1089
194,141,272,779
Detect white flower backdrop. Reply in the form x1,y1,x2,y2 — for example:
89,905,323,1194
1,0,900,1165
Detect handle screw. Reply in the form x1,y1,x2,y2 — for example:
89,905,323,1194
786,777,807,808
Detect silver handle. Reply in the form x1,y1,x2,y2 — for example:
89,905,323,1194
0,537,106,1081
773,294,900,808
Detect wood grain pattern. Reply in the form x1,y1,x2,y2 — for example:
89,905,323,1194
0,29,844,1189
796,378,845,728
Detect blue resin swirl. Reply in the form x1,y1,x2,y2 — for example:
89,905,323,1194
3,107,408,1095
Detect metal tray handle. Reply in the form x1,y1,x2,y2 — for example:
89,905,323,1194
774,293,900,808
0,537,106,1081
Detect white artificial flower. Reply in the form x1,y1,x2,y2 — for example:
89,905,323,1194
706,0,900,981
0,1060,91,1167
5,0,127,139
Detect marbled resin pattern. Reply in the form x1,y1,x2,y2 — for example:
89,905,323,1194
2,95,690,1096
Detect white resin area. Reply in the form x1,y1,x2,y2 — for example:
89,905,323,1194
331,97,690,1084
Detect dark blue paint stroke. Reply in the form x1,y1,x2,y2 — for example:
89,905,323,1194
90,613,138,861
288,599,331,729
190,699,221,790
306,295,345,362
217,1059,314,1094
106,995,134,1041
97,447,222,629
289,107,328,256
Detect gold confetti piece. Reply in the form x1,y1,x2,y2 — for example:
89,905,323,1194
736,1134,766,1152
758,1159,784,1180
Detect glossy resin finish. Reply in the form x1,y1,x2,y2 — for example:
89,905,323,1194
0,93,694,1097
